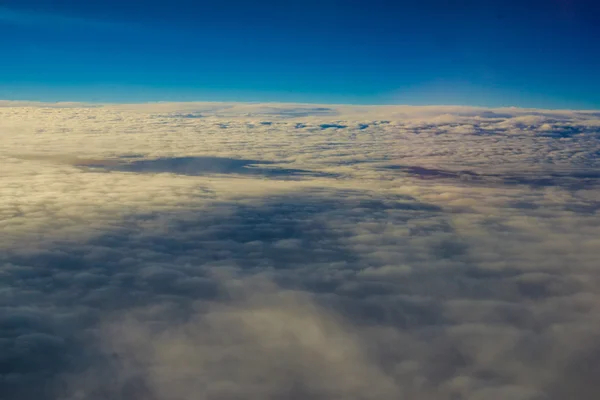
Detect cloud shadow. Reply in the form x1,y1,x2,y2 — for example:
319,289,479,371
383,164,600,189
74,156,338,179
0,188,453,399
1,187,592,400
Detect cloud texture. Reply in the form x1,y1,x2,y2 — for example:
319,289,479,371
1,102,600,400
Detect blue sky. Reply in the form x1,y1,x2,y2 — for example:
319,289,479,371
1,0,599,108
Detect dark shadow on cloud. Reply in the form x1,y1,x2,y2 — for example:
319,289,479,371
165,112,204,119
251,107,339,118
86,190,445,275
502,172,600,190
536,125,597,138
1,188,594,400
383,165,481,180
476,111,516,119
319,123,347,130
563,202,600,215
383,164,600,189
0,189,453,399
74,156,338,179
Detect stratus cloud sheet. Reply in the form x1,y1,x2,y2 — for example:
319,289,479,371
1,102,600,400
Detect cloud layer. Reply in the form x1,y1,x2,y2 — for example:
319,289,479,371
1,102,600,400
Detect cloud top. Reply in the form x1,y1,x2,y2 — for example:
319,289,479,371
1,102,599,400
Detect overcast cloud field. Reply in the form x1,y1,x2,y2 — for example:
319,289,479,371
2,102,600,400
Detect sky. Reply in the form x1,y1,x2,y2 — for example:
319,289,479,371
1,0,599,108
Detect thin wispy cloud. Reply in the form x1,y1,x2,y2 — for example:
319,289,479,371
0,6,130,31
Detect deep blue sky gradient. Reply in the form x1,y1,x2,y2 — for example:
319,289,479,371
1,0,599,108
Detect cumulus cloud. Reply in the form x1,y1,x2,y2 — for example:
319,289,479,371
1,102,600,400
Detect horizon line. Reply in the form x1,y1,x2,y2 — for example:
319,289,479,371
1,99,599,112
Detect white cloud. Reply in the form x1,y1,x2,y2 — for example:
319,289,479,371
1,102,599,399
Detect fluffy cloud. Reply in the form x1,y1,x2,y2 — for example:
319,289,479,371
1,102,600,400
